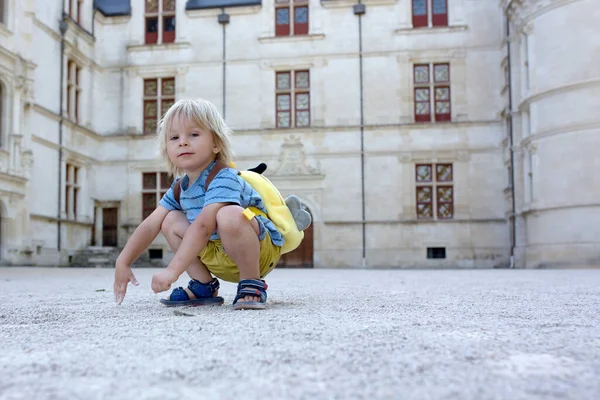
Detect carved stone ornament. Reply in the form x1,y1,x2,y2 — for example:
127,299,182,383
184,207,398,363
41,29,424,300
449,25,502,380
272,135,321,176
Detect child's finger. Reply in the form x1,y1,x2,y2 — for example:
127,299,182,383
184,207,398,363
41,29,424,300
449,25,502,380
129,274,139,286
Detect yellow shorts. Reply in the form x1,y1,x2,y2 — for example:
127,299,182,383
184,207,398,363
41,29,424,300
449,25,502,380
199,232,282,283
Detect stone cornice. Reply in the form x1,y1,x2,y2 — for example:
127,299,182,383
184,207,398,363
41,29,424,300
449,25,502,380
506,0,583,28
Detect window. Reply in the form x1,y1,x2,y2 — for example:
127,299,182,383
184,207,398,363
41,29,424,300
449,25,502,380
65,163,80,220
143,77,175,134
275,70,310,128
413,63,451,123
275,0,308,37
145,0,176,45
68,0,83,24
416,163,453,219
142,172,172,219
66,60,81,123
427,247,446,259
412,0,448,28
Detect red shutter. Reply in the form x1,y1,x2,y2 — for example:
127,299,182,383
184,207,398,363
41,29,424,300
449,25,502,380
432,0,448,27
275,8,290,36
412,0,428,28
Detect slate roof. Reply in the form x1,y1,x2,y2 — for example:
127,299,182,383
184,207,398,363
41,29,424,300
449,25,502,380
186,0,262,10
94,0,131,17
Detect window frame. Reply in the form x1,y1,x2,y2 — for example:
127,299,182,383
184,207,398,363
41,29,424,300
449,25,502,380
66,60,81,124
65,163,80,220
415,163,454,220
413,63,451,123
145,0,176,45
143,77,176,134
412,0,448,28
142,172,172,220
275,70,310,129
275,0,309,37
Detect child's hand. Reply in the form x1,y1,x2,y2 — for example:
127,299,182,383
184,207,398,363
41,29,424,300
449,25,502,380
151,269,179,294
114,263,139,305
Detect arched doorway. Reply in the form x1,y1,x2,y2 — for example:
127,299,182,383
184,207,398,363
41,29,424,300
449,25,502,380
277,207,313,268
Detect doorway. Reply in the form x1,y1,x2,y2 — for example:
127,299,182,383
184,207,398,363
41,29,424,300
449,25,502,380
102,207,118,247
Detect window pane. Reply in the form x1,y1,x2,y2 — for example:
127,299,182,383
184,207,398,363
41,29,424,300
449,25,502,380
275,0,289,3
160,172,171,189
277,112,290,128
416,102,430,115
417,203,433,218
276,72,291,90
143,173,157,189
144,119,157,133
277,94,290,111
436,164,453,182
432,0,447,14
295,71,310,89
435,87,450,100
436,101,450,114
146,17,158,33
162,78,175,96
295,93,309,110
414,65,429,83
163,0,176,12
143,194,157,212
144,100,158,118
412,0,427,16
276,8,289,25
144,79,158,97
295,6,308,23
162,99,174,116
415,88,430,101
416,164,432,182
146,0,158,13
417,186,432,203
296,111,310,127
163,16,176,32
434,64,449,82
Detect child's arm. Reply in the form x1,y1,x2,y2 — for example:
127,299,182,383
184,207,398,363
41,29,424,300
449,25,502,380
150,202,226,293
113,206,170,304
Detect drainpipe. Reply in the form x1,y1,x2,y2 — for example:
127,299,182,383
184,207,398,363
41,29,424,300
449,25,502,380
58,9,68,252
218,9,229,119
505,7,517,268
353,2,366,267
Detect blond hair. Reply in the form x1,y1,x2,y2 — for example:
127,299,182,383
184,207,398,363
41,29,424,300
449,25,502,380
157,98,234,177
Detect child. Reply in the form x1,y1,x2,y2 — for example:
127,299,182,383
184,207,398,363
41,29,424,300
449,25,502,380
113,98,284,310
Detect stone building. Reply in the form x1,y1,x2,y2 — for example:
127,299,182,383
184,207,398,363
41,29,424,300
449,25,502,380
0,0,597,269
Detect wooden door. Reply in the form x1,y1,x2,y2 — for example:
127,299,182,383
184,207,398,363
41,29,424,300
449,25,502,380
102,207,118,247
277,210,313,268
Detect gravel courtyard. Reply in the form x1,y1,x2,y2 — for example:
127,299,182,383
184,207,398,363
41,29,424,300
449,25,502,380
1,267,599,400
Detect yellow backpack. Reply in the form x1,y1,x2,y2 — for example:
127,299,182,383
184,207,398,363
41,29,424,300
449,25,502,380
173,160,304,254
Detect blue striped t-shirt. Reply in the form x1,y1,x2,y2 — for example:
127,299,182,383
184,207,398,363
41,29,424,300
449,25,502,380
159,160,284,246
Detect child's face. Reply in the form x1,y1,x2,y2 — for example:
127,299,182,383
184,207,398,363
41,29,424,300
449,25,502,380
166,117,219,174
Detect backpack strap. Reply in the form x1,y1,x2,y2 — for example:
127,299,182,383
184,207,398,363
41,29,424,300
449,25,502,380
172,160,238,206
204,160,239,191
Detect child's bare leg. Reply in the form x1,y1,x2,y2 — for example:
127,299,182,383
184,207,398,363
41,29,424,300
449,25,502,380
161,210,216,298
216,205,262,303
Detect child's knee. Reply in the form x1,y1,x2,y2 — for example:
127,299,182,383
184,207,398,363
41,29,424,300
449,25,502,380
161,210,188,236
216,206,245,231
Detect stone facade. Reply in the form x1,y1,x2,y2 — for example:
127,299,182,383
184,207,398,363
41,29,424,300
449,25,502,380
0,0,595,268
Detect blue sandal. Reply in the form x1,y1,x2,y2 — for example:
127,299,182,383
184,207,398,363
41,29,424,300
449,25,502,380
160,278,224,307
232,279,268,310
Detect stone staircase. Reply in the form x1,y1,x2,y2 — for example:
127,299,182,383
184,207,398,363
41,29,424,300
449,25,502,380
70,247,164,268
